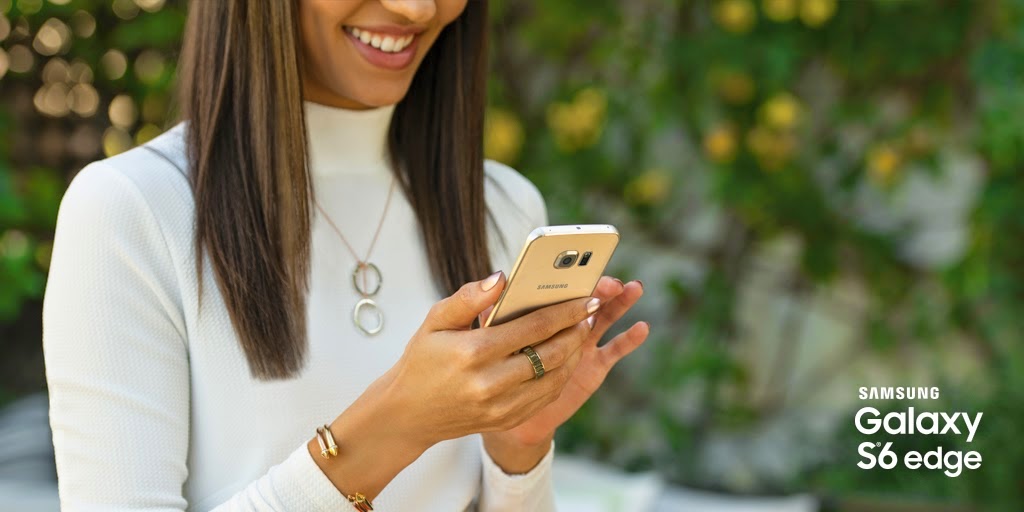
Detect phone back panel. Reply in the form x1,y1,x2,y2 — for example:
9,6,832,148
484,225,619,327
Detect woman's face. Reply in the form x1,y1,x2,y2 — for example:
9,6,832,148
298,0,469,110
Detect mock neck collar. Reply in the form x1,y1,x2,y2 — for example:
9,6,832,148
304,100,396,177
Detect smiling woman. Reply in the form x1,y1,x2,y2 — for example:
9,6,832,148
41,0,649,510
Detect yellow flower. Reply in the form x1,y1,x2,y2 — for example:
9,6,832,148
704,124,738,163
484,108,525,164
867,144,902,184
713,69,756,105
714,0,757,34
546,87,607,153
763,0,798,22
759,92,802,130
624,169,672,205
800,0,837,28
746,125,795,171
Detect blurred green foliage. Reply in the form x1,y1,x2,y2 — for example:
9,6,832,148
2,0,1023,509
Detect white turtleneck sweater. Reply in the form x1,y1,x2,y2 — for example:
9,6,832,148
42,101,557,511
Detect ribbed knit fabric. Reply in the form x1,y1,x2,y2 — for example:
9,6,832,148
42,100,557,511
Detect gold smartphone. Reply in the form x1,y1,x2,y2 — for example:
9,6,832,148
483,224,620,327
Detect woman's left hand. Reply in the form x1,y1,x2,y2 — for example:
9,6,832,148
479,277,648,470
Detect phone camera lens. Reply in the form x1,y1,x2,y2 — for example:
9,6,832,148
554,250,579,268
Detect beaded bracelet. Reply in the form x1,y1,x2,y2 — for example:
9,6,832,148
315,424,374,511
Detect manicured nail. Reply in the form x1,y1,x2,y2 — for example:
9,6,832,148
586,297,601,314
481,271,502,291
612,277,624,286
635,279,644,290
587,315,596,330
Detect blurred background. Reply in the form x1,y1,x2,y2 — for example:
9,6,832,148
2,0,1023,510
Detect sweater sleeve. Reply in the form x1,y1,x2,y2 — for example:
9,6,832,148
476,160,558,512
42,162,352,511
477,436,557,511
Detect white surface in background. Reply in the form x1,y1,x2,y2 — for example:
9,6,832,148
553,454,817,512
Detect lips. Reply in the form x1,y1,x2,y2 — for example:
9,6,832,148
343,25,422,71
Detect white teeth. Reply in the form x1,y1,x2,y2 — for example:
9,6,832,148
346,27,415,53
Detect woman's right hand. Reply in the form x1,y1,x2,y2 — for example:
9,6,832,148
381,270,599,447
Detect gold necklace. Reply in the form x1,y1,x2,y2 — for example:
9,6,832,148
314,178,396,336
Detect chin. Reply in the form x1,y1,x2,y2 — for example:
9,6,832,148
345,82,414,108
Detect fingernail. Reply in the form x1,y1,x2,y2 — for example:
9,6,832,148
635,279,644,290
587,315,596,330
612,277,623,286
642,320,651,332
586,297,601,314
481,271,502,291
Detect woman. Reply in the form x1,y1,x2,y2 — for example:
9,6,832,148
42,0,649,510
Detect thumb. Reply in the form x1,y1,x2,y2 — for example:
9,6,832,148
425,270,505,331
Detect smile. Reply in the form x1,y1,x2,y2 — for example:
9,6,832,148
344,27,416,53
342,25,421,71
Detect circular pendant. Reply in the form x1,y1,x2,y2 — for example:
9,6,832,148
353,298,384,336
352,262,383,297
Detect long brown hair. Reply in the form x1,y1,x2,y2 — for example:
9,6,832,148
178,0,492,379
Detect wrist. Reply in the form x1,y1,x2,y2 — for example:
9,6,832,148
482,430,554,475
309,373,432,499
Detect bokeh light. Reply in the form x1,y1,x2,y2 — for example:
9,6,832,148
102,126,133,156
0,15,10,41
134,49,165,84
69,83,99,116
134,0,165,13
111,0,139,20
70,10,95,38
16,0,43,16
100,49,126,79
8,44,34,73
33,18,71,56
33,82,70,117
108,93,137,128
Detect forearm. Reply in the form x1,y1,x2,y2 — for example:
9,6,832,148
481,431,555,474
307,380,431,501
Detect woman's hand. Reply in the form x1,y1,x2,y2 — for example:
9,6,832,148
378,270,600,448
479,277,648,470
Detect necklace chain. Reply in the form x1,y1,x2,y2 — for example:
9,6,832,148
314,178,396,265
313,178,397,336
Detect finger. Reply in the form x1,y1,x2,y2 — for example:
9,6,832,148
424,270,505,332
592,276,625,302
488,360,575,429
487,295,601,356
563,336,586,375
477,304,495,329
590,280,644,339
598,321,650,369
493,319,591,385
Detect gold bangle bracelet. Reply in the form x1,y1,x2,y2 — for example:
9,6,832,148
314,424,372,510
347,492,374,511
316,424,339,458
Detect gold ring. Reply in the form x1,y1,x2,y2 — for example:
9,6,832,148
520,345,545,379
